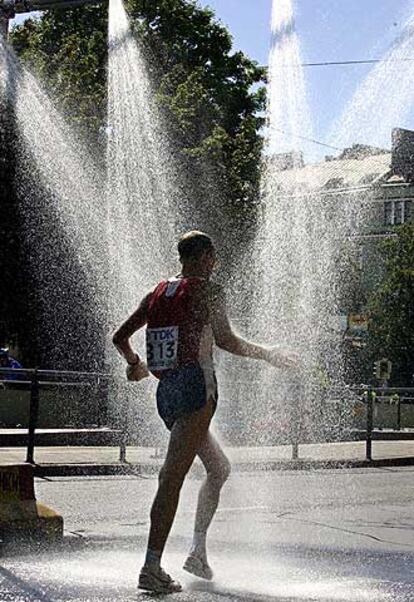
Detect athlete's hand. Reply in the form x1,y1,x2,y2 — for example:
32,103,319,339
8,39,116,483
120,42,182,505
264,346,300,370
126,360,150,382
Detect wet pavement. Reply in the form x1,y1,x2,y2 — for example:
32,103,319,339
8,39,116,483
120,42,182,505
1,466,413,601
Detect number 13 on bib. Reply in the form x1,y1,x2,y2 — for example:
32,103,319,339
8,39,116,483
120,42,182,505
146,326,179,371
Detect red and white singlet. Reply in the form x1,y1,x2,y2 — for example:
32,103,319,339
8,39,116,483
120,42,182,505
146,276,215,374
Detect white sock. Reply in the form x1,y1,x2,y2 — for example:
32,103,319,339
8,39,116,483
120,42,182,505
190,531,207,559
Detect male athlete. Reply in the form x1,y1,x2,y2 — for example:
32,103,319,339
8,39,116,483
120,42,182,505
112,231,298,594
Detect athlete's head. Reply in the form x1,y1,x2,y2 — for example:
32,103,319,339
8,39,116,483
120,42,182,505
178,230,216,275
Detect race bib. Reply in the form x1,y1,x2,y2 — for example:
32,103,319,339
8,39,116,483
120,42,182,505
146,326,179,371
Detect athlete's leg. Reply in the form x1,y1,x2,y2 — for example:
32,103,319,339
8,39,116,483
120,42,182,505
183,432,230,578
145,397,215,565
194,432,231,544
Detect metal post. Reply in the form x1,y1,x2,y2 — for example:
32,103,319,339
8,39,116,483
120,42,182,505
96,375,101,428
26,368,40,464
119,392,128,463
397,397,401,431
366,386,374,461
99,374,109,427
292,437,299,460
291,380,301,461
119,435,127,463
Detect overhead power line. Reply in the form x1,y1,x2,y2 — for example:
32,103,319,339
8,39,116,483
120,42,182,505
261,58,414,69
272,128,343,152
302,58,414,67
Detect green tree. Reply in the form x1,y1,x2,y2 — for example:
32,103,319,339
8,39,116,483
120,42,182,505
10,0,265,207
10,8,108,136
367,224,414,385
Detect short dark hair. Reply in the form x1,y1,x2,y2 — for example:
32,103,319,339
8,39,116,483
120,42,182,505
178,230,214,262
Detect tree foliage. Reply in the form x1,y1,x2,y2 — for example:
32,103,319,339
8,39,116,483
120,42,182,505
10,0,265,206
367,224,414,385
11,8,108,136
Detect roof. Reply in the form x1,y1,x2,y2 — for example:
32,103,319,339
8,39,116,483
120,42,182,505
266,152,392,194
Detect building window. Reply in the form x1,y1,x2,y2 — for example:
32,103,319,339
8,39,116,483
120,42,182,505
384,200,412,225
405,200,412,222
395,201,404,224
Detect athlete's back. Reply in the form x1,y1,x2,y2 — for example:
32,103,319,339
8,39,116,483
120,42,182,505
146,277,213,378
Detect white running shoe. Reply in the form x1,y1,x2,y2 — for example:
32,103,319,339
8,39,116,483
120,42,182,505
138,565,182,594
183,554,214,580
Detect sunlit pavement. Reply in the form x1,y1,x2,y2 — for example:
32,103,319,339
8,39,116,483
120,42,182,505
1,467,413,601
2,440,414,467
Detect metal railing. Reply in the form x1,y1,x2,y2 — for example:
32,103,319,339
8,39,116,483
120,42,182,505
259,384,414,462
0,367,126,464
310,385,414,461
359,386,414,461
1,369,413,465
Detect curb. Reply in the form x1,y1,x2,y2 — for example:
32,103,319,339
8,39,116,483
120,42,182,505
31,455,414,477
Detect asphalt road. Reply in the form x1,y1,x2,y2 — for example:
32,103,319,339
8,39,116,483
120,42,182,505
1,466,414,601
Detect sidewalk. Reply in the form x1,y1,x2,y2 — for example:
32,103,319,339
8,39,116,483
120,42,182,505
1,439,414,475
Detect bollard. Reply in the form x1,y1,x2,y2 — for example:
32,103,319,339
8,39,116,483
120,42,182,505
0,464,63,541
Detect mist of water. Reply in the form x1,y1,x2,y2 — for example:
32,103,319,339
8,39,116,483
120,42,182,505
107,0,193,442
267,0,313,159
107,0,178,306
249,0,353,446
0,36,108,370
329,9,414,149
2,0,408,447
1,0,222,441
106,0,261,443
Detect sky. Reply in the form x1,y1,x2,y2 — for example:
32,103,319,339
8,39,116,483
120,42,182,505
11,0,414,160
198,0,414,159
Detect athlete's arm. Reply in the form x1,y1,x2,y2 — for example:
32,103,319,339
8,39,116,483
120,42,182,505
112,292,151,365
210,284,298,369
210,284,267,360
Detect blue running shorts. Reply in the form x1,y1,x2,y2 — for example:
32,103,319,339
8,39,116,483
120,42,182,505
156,362,218,430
